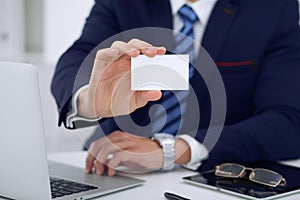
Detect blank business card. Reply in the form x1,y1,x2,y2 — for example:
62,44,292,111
131,54,189,90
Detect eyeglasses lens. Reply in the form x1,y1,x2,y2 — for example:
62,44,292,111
250,169,282,187
216,164,244,178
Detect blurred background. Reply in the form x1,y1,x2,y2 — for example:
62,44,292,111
0,0,95,153
1,0,300,153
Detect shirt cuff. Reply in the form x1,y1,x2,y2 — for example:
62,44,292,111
176,134,209,171
66,85,101,128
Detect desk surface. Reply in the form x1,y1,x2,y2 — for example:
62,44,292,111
48,151,300,200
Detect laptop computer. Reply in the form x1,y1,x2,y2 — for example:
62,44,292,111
0,61,145,200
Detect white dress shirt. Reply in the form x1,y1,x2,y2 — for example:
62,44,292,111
67,0,217,170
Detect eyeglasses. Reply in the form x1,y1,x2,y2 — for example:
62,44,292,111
215,163,287,188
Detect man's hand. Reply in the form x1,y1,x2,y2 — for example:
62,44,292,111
85,131,164,176
77,39,166,118
85,131,191,176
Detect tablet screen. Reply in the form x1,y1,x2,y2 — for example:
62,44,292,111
183,162,300,199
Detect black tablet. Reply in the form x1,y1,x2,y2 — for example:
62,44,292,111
183,162,300,200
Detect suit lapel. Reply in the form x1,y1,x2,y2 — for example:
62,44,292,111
202,0,238,61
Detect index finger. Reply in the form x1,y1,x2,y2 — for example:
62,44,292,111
128,39,166,57
85,131,128,173
85,137,110,173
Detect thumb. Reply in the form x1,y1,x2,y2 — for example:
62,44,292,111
131,91,162,110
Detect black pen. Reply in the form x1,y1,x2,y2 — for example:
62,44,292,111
164,192,191,200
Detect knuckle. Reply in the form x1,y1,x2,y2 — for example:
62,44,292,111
111,41,119,46
112,40,124,47
111,130,121,136
96,49,107,58
108,132,118,140
102,144,112,152
113,130,125,138
94,160,102,167
89,141,97,150
129,38,139,44
112,152,123,163
121,131,130,140
112,153,120,160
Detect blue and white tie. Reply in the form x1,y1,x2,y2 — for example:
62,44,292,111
151,5,199,135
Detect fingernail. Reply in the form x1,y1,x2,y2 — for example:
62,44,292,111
145,47,156,52
129,48,139,53
157,47,166,51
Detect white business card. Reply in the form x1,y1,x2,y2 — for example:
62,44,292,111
131,54,189,90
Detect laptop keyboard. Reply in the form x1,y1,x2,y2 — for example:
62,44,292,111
50,177,98,199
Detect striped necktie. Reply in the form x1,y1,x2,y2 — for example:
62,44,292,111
151,5,199,135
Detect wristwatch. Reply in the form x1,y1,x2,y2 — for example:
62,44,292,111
152,133,175,171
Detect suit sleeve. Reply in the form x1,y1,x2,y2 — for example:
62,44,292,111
51,0,119,127
198,0,300,171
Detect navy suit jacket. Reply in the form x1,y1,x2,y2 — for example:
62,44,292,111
51,0,300,171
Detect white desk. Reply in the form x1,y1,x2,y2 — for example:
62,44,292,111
48,151,300,200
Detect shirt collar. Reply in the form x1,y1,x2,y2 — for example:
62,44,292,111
169,0,218,25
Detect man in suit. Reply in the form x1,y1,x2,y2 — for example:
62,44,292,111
51,0,300,176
